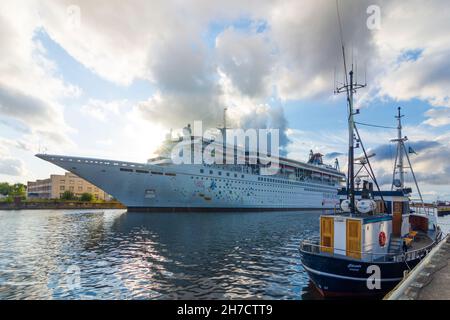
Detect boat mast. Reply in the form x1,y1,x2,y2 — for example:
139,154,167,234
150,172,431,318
395,107,405,188
335,70,366,213
347,71,356,212
390,107,426,207
334,1,366,213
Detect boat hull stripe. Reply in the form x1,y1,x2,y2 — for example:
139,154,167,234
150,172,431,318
302,264,403,282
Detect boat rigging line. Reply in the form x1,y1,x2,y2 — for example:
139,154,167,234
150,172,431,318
354,124,388,213
354,121,396,129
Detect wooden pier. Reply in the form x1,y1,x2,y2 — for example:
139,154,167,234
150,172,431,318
384,233,450,300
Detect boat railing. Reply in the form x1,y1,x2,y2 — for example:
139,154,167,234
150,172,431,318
409,204,437,217
300,239,436,263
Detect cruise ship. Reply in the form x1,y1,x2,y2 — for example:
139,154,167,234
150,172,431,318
36,126,345,211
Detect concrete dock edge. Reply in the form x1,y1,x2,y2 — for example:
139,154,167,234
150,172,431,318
384,233,450,300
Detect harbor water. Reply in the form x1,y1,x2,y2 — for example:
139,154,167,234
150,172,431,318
1,209,449,300
0,209,322,300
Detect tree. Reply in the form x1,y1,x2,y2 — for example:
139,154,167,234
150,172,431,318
61,190,76,200
10,183,26,197
0,182,11,196
80,193,93,202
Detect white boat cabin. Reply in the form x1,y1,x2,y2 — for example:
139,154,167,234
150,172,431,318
320,190,435,261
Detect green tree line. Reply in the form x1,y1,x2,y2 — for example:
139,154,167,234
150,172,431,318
0,182,26,198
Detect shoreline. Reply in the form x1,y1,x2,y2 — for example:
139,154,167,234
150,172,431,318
0,201,126,210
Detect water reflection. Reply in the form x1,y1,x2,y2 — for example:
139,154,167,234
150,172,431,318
0,209,322,299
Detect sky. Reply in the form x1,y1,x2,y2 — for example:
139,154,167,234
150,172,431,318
0,0,449,201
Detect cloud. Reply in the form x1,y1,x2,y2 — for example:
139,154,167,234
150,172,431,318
0,0,449,197
325,152,345,159
0,85,57,124
0,1,77,147
370,140,441,161
0,157,26,176
80,99,129,121
216,27,274,97
365,138,450,191
286,128,347,163
424,108,450,127
268,0,377,100
374,0,450,110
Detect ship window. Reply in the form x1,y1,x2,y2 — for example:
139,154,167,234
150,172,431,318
136,170,149,174
241,175,244,178
151,171,163,175
200,169,204,173
234,174,237,178
218,171,222,175
210,170,213,174
226,173,230,176
120,168,133,172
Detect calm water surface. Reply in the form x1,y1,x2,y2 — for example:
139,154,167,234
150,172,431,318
0,209,328,300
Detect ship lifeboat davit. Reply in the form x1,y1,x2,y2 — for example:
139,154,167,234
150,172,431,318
356,199,376,214
340,199,351,212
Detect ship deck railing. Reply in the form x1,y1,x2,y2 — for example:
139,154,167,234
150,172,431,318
300,238,439,263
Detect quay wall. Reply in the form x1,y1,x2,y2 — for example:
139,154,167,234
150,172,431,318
0,200,126,210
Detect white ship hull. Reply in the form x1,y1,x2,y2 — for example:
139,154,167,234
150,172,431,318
37,154,341,211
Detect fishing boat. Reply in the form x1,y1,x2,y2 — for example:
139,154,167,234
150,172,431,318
299,35,442,296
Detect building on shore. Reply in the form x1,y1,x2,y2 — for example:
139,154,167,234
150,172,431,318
27,172,111,200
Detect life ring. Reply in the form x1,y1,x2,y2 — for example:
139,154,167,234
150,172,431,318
379,231,386,247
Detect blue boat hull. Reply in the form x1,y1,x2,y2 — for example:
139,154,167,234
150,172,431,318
299,250,424,297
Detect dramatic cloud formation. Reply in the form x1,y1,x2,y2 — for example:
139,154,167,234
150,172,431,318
0,0,448,199
0,1,78,148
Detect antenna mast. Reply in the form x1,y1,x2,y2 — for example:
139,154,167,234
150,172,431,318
223,107,228,130
334,0,366,213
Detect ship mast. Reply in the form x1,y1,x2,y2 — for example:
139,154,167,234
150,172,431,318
390,107,425,206
223,107,228,131
348,70,356,212
392,107,405,189
335,70,366,213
